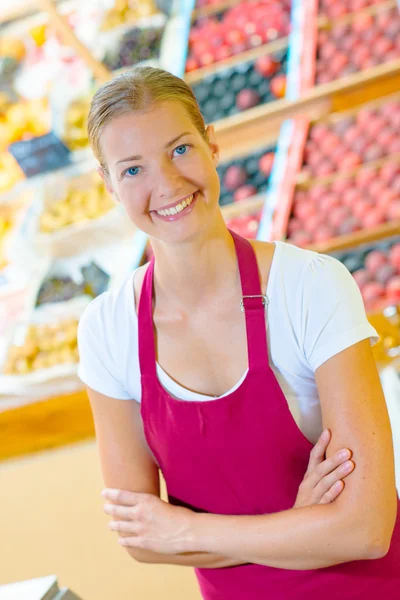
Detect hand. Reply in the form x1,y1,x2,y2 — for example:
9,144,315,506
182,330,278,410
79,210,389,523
102,489,194,554
294,429,355,508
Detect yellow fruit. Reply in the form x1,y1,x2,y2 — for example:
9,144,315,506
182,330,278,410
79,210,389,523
0,37,26,61
29,24,47,47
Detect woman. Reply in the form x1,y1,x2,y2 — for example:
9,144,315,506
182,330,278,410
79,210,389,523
78,67,399,599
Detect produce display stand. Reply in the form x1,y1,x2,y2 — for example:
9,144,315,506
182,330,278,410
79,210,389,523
1,0,400,463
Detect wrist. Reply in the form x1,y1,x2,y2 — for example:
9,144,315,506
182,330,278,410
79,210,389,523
184,511,211,553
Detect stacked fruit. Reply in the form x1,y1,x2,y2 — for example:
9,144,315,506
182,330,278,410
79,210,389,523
100,0,159,30
103,25,164,70
316,7,400,85
186,0,291,72
218,146,276,205
319,0,389,19
302,98,400,180
338,240,400,310
2,318,79,375
39,175,115,234
35,262,110,307
226,211,262,239
288,159,400,247
191,50,287,123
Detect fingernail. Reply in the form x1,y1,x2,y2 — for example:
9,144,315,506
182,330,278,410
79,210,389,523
340,460,353,472
101,490,107,497
322,429,330,440
338,449,350,460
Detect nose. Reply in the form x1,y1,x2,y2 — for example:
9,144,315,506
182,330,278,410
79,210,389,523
154,157,184,200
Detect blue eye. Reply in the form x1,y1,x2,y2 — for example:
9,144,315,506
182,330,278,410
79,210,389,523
125,166,140,177
174,144,189,156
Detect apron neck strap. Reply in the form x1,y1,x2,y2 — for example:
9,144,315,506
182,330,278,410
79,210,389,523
138,231,270,377
229,230,269,371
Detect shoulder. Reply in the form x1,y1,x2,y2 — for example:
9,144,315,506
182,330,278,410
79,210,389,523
78,270,136,342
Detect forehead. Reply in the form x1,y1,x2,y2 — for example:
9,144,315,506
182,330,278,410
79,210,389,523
100,101,197,163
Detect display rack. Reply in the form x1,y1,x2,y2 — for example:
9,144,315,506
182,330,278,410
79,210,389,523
1,0,399,463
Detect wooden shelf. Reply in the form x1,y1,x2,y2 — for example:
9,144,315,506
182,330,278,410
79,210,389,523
216,59,400,161
185,37,288,85
306,221,400,255
191,0,240,22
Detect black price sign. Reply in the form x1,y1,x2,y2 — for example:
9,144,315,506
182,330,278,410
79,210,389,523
9,132,71,178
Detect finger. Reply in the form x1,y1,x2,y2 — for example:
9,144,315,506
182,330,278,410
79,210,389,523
306,429,331,475
108,520,140,534
319,480,345,505
118,536,144,548
103,503,133,519
101,489,143,505
307,448,352,488
314,460,355,499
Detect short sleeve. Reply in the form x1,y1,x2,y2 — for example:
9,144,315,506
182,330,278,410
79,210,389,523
77,296,131,399
300,254,379,372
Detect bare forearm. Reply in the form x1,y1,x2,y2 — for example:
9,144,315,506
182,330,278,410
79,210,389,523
187,504,378,570
126,547,245,568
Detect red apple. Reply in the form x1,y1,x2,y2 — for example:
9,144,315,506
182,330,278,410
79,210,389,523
236,89,261,111
362,281,385,305
386,276,400,302
365,249,388,275
224,165,248,191
338,216,361,235
233,184,257,202
270,74,286,98
355,166,378,189
289,230,312,247
259,152,275,177
386,201,400,221
287,218,303,236
375,264,396,286
186,56,199,72
255,55,280,77
304,214,324,235
389,244,400,272
353,269,371,288
314,225,334,243
330,205,350,229
380,162,400,185
340,152,362,171
362,208,386,228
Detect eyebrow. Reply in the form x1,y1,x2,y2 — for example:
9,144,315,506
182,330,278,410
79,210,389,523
115,132,192,165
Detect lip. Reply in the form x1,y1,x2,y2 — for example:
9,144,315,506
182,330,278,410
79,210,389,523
152,191,199,222
152,192,198,213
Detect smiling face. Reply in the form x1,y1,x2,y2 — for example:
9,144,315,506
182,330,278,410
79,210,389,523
99,101,221,244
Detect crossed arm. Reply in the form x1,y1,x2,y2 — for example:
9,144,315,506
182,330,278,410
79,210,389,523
90,339,397,570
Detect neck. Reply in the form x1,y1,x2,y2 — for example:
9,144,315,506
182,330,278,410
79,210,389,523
150,215,240,311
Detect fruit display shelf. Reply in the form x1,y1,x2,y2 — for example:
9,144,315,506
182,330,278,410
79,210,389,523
334,236,400,312
316,1,400,85
287,158,400,251
189,45,288,125
318,0,392,21
299,92,400,182
186,0,291,73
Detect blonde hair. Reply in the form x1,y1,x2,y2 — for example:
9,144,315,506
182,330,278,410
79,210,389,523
87,66,207,171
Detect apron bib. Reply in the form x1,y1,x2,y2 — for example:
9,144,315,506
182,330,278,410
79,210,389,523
138,231,400,599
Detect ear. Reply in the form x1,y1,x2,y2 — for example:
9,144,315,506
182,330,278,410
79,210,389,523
97,166,116,198
206,125,220,167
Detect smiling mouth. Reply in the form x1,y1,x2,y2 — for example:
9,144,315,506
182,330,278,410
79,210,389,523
154,193,197,217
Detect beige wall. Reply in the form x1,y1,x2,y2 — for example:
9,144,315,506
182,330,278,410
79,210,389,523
0,440,201,600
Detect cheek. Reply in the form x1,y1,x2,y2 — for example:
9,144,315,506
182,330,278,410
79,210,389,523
117,181,150,218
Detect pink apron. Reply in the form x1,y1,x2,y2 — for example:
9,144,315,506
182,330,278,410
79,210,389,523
138,230,400,599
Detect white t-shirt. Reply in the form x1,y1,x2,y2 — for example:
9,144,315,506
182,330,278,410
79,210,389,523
77,241,378,444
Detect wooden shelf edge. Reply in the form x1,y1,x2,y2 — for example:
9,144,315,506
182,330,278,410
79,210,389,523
305,221,400,255
191,0,241,21
185,37,288,85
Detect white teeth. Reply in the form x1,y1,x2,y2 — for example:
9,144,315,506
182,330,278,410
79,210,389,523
156,193,196,216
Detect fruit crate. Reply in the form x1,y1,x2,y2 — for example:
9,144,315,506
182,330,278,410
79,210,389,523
186,0,291,73
315,1,399,86
189,45,288,125
318,0,393,21
261,90,400,251
299,92,400,183
333,235,400,312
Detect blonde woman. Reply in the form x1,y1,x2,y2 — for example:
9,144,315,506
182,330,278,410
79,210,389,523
78,67,399,599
